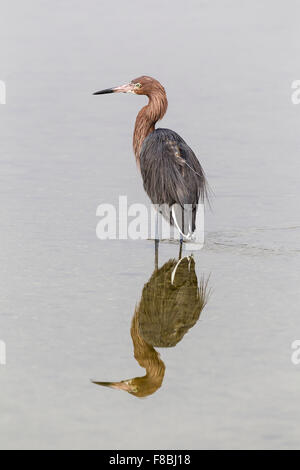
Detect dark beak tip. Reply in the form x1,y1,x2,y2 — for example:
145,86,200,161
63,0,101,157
93,88,114,96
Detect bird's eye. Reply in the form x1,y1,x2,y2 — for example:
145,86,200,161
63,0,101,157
135,83,142,89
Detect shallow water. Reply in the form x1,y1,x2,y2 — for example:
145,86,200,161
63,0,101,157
0,0,299,450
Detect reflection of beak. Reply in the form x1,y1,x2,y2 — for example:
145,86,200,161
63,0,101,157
92,380,131,391
93,83,134,95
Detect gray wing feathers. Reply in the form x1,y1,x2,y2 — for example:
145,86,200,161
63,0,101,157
140,128,207,207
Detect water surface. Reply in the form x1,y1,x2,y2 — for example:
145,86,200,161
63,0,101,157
0,0,299,450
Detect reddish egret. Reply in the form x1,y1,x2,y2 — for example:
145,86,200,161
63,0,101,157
94,76,208,242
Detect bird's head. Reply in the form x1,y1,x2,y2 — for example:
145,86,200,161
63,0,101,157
92,374,162,398
93,75,165,98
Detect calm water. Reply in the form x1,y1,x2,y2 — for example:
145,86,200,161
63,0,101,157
0,0,299,450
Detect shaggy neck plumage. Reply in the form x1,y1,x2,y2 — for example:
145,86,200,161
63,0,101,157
133,87,168,166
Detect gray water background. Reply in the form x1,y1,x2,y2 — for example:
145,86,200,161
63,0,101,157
0,0,299,449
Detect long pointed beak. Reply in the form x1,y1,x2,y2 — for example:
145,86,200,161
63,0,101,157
93,83,134,95
92,380,131,391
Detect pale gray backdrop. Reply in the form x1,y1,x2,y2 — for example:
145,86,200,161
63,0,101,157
0,0,299,450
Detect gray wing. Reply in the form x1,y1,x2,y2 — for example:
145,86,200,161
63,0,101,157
139,128,208,234
140,128,208,208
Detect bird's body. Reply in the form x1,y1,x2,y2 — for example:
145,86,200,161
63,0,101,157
140,128,206,232
94,75,208,239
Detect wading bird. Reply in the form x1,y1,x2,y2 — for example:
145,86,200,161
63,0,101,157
94,76,208,242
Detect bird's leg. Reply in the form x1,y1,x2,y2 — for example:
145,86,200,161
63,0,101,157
155,210,160,241
155,239,159,270
179,207,184,255
179,238,183,259
194,203,205,247
154,211,160,270
169,208,174,240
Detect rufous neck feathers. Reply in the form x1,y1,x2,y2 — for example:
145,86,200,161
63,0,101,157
133,87,168,166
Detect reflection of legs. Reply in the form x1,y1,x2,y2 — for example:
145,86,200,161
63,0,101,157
171,256,188,285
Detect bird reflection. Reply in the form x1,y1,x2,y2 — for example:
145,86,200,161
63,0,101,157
93,251,210,397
